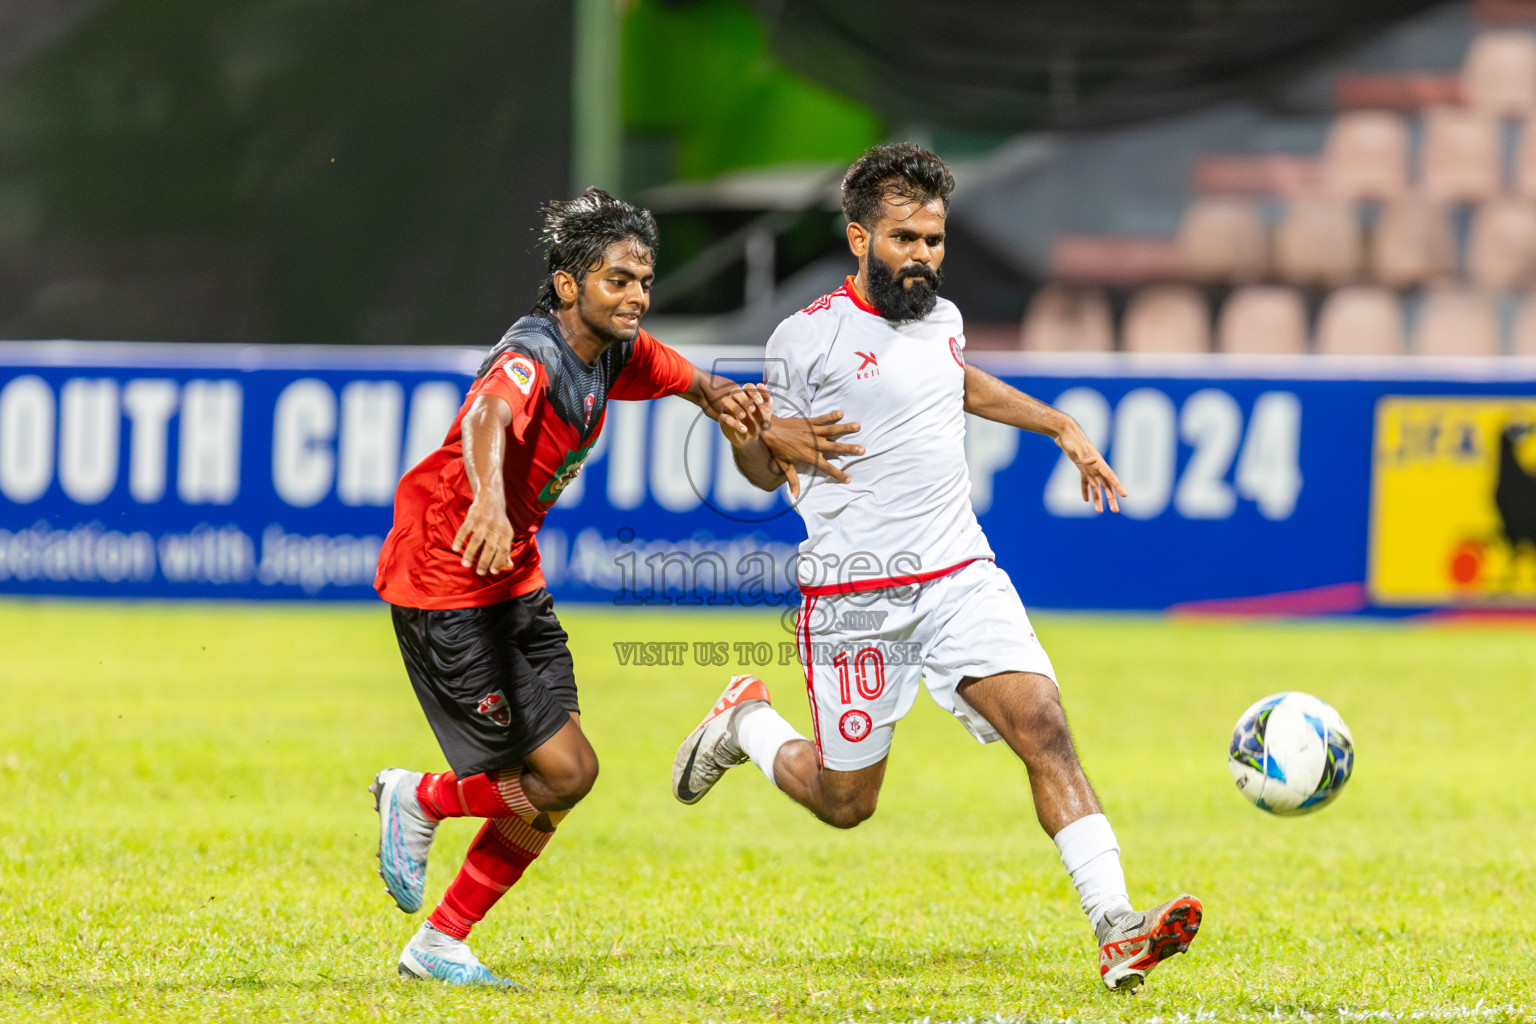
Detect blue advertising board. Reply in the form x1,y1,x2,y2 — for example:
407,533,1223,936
2,341,1534,611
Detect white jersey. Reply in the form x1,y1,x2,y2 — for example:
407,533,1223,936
765,278,993,594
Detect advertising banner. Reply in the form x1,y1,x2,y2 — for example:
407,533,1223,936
2,341,1534,612
0,343,476,601
1369,397,1536,606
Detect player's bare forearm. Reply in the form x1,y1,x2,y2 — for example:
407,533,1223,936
683,368,789,491
961,364,1070,437
680,367,740,421
686,366,862,496
702,377,783,491
962,364,1126,513
686,367,777,447
454,394,515,574
731,436,788,492
462,395,512,499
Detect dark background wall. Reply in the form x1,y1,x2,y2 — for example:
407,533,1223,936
0,0,1461,346
0,0,572,347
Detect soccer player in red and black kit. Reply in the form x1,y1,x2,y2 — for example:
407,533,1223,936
368,188,858,985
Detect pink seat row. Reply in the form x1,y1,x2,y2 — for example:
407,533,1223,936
1018,283,1536,356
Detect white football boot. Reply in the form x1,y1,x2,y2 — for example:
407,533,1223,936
671,675,770,805
1097,894,1202,991
370,768,438,914
398,922,521,987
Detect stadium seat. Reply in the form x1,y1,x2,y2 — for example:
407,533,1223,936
1420,106,1503,203
1019,283,1115,352
1513,292,1536,354
1369,199,1458,288
1463,31,1536,116
1314,287,1407,355
1333,73,1463,110
1121,284,1212,353
1414,287,1502,355
1323,111,1411,201
1177,197,1269,284
1195,154,1323,197
1513,118,1536,197
1216,285,1309,355
1049,234,1184,286
1468,198,1536,289
1273,197,1363,287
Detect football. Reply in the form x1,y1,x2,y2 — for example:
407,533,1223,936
1229,692,1355,815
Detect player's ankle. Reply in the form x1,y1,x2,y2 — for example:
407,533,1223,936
415,771,455,821
415,920,469,952
735,705,806,786
424,908,474,944
1091,900,1134,940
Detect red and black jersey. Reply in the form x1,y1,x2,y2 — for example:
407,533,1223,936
375,314,695,609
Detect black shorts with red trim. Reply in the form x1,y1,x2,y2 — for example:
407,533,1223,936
390,589,578,778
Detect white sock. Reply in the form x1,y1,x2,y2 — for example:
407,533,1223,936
733,704,805,787
414,922,473,960
1053,813,1133,937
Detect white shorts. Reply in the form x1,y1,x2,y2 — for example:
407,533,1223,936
795,559,1056,771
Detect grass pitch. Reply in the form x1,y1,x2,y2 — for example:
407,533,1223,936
0,601,1532,1024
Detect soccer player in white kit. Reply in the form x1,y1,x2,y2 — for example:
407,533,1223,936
671,143,1202,991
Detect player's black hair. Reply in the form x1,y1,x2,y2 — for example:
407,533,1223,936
531,187,660,315
840,143,956,227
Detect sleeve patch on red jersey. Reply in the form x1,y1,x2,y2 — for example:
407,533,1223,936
505,355,537,393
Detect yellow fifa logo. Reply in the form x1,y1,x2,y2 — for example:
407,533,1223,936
1369,397,1536,605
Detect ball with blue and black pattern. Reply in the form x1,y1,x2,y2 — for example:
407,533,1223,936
1229,691,1354,816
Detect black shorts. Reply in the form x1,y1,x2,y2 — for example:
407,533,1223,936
390,589,578,778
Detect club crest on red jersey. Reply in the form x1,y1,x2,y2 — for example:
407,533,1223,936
475,690,512,727
854,351,880,379
506,356,536,394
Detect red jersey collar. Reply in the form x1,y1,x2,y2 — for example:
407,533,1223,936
836,275,882,317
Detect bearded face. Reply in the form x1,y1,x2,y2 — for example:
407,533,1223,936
857,196,947,323
865,250,943,323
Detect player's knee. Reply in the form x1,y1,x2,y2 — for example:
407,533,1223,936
538,750,599,807
822,791,878,829
1019,694,1077,763
568,750,600,804
824,806,875,829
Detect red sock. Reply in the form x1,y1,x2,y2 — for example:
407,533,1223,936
426,816,551,939
417,767,537,821
415,770,462,819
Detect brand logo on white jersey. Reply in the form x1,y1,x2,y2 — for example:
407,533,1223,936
854,351,880,379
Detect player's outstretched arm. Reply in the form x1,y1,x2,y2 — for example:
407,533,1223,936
453,394,516,575
720,382,794,492
680,367,863,497
962,363,1127,514
760,410,863,498
680,370,786,491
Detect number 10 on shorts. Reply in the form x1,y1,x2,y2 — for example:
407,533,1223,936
834,648,886,743
833,648,887,703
